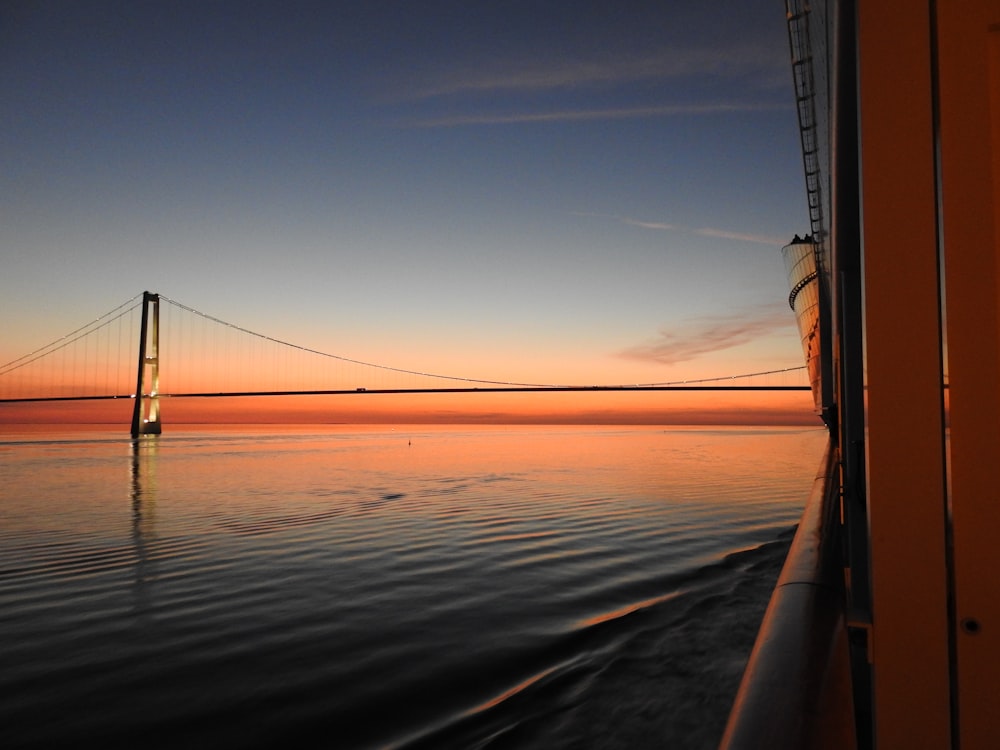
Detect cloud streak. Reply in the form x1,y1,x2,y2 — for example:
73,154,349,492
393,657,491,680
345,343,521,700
619,307,793,366
397,102,787,128
692,227,787,245
400,43,786,101
577,213,786,246
622,218,675,231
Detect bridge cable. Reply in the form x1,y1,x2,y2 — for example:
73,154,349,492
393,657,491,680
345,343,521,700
0,294,143,376
159,296,806,390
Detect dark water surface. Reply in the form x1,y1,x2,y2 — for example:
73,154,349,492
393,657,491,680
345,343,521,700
0,425,826,749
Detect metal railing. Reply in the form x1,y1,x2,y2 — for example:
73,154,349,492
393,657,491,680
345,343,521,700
718,440,857,749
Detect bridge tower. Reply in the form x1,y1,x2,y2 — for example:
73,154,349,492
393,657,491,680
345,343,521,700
130,291,161,438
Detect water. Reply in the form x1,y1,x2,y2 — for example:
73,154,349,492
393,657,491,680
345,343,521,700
0,424,826,749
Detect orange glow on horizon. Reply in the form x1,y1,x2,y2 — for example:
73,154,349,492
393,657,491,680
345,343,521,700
0,389,819,428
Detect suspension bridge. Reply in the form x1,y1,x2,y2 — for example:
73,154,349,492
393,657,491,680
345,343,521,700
0,292,809,436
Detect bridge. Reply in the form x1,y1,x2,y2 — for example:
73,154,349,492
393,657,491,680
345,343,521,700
0,291,809,437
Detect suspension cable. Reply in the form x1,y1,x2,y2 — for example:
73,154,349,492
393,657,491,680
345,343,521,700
0,294,143,375
159,295,806,389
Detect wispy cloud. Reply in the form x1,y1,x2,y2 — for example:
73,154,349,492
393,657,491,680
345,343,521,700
693,227,787,245
619,307,793,366
576,213,786,246
622,218,675,231
398,102,785,128
401,44,785,101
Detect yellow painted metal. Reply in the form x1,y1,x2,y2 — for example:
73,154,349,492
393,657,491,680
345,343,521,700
936,2,1000,746
857,3,952,746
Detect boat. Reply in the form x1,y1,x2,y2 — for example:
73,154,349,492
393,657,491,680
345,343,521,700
721,2,1000,748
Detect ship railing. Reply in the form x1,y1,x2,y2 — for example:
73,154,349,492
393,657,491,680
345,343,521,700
718,440,857,750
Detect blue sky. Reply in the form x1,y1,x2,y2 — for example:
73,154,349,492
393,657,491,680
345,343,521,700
1,1,809,392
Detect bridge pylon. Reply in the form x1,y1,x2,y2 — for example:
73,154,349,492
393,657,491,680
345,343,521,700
130,291,162,438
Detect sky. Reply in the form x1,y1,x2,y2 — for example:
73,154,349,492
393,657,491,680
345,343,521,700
0,1,815,424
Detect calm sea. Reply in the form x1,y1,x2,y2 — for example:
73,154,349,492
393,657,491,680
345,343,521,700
0,424,826,749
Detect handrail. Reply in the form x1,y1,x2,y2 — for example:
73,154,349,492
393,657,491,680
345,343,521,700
718,440,856,750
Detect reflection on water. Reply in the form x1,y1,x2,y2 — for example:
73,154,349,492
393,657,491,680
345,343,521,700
0,425,826,749
130,436,158,621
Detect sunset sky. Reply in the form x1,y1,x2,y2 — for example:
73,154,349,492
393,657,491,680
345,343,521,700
0,1,815,424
